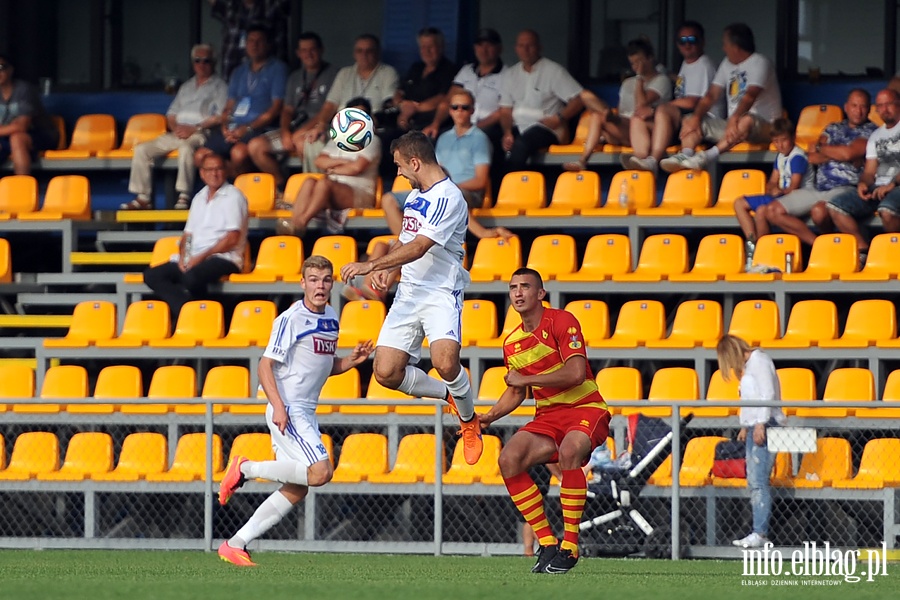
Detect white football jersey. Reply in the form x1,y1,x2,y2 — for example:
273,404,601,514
397,176,470,297
262,300,340,410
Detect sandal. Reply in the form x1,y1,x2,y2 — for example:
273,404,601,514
174,196,190,210
119,197,152,210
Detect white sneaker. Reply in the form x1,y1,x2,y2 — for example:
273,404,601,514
629,156,658,174
660,151,707,173
733,532,769,548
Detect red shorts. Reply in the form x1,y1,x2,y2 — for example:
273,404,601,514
520,406,611,464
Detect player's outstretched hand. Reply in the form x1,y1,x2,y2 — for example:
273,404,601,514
349,340,375,366
272,404,290,435
340,261,373,282
504,369,526,388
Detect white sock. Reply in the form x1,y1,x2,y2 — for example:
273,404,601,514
443,367,475,421
705,146,720,161
397,365,447,398
681,147,695,157
243,459,308,486
230,490,294,548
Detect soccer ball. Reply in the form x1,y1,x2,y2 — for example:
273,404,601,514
329,107,374,152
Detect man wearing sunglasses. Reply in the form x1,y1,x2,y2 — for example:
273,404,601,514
123,44,228,210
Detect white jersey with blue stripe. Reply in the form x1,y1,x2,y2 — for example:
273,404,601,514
262,300,339,410
397,176,471,297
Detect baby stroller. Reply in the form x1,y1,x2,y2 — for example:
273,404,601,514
578,414,692,558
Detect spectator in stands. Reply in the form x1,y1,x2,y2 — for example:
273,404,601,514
209,0,290,79
391,28,457,133
623,22,721,174
275,97,380,237
247,32,337,202
764,89,877,247
564,38,672,172
0,54,59,176
820,88,900,265
499,30,584,172
122,44,229,211
196,24,287,178
660,23,782,173
734,118,813,265
143,153,248,322
716,334,785,549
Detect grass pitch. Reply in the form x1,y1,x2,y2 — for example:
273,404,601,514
0,550,893,600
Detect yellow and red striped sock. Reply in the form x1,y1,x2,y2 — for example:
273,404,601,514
559,468,587,556
504,471,557,547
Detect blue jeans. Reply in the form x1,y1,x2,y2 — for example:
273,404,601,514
746,431,776,536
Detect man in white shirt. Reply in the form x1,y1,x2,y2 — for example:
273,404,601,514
142,153,248,321
124,44,228,210
340,131,483,465
661,23,782,172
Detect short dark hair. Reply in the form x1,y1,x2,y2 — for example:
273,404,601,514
390,131,437,164
678,21,705,40
724,23,755,54
298,31,323,49
511,267,544,289
345,96,372,114
771,117,795,139
356,34,381,51
626,38,654,58
246,22,271,41
848,88,871,105
0,54,12,68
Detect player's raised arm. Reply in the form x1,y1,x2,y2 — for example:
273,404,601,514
340,236,434,281
332,340,375,375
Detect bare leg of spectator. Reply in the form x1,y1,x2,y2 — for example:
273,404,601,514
247,136,285,191
767,201,819,246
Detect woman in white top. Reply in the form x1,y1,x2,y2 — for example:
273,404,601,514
716,334,786,549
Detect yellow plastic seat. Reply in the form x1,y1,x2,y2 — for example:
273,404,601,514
637,169,710,216
795,368,874,418
647,454,672,486
623,367,698,417
612,234,688,282
43,114,116,159
557,234,631,281
777,437,852,488
0,432,59,480
367,434,444,484
337,300,385,348
646,300,722,349
693,369,740,417
205,300,276,348
145,433,224,482
230,236,303,283
795,104,843,147
595,367,642,416
96,113,167,158
283,235,357,282
73,364,142,414
0,174,38,217
149,300,224,347
583,170,655,216
216,434,275,482
832,438,900,489
17,175,91,220
782,234,858,281
725,234,802,282
468,236,521,282
475,301,547,348
857,369,900,418
278,173,326,210
96,301,170,347
840,233,900,281
778,367,817,416
693,169,766,216
43,300,117,348
652,436,727,487
442,435,502,484
37,432,114,481
461,299,497,346
473,171,545,217
319,367,360,415
199,365,252,415
525,170,600,216
704,300,780,347
547,112,595,153
760,300,837,348
0,364,35,411
563,300,609,346
122,236,181,284
365,235,399,257
92,432,167,482
15,364,88,414
669,234,745,282
591,300,665,348
234,172,275,215
525,234,577,280
0,238,9,282
331,433,389,483
120,365,196,415
476,366,533,416
821,299,896,348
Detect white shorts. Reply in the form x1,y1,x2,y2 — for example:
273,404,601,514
265,403,329,467
376,288,463,363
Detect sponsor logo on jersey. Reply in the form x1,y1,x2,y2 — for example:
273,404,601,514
312,337,337,354
403,215,420,233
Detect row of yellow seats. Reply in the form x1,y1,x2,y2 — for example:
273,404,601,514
0,174,91,220
42,113,165,160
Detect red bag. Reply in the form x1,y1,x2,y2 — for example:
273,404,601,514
712,440,746,478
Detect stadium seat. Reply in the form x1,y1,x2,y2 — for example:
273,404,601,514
120,364,196,415
525,234,577,279
776,437,852,488
468,235,521,282
840,233,900,281
725,234,802,281
795,368,874,418
321,434,334,466
42,114,116,158
319,367,360,415
0,174,38,217
525,170,600,216
693,169,766,216
669,234,745,282
337,300,385,348
365,234,399,257
647,454,672,486
0,364,35,412
476,304,523,348
149,300,224,347
693,369,740,417
704,300,780,347
17,174,91,220
234,172,275,215
832,438,900,489
760,300,837,348
477,366,534,416
777,368,817,416
96,113,167,158
203,365,253,415
0,238,9,283
591,300,665,347
93,432,168,482
0,432,59,480
611,234,688,281
37,432,114,481
795,104,843,147
623,367,698,418
653,436,727,487
822,299,897,348
145,433,224,482
645,300,722,348
547,112,595,154
205,300,276,348
637,169,710,215
76,364,142,414
280,173,325,208
122,236,181,284
15,364,88,414
331,433,389,483
782,234,858,281
229,236,303,283
461,299,498,346
283,235,356,282
857,369,900,418
563,300,610,346
367,434,443,484
556,234,631,281
341,373,403,415
441,435,502,484
474,171,545,216
216,433,274,482
583,170,655,215
595,367,642,416
43,300,117,348
96,301,170,347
